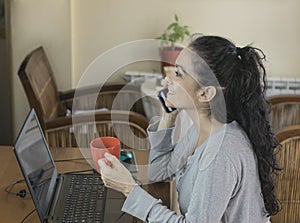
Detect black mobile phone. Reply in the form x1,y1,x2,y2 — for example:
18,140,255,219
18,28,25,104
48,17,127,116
157,88,177,113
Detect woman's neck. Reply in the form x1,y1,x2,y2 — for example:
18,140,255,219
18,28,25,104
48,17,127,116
186,108,224,149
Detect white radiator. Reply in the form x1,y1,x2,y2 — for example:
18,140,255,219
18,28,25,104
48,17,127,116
266,77,300,96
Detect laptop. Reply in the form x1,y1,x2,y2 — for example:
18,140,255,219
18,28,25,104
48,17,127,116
13,109,107,223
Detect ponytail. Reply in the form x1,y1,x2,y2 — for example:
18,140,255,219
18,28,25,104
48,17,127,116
189,36,280,216
231,46,280,216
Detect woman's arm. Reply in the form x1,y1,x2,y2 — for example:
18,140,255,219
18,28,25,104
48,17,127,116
147,113,197,182
122,152,238,223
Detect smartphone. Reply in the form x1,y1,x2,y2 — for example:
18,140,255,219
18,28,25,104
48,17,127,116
157,88,177,113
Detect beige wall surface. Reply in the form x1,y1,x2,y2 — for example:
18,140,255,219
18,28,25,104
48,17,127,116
10,0,300,138
72,0,300,86
10,0,71,138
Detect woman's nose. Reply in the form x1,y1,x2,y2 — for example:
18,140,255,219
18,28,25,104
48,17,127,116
163,76,172,87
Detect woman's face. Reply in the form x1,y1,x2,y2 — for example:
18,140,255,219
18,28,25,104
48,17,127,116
165,48,201,110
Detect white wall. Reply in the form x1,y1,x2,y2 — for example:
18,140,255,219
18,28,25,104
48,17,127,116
10,0,71,138
72,0,300,86
10,0,300,138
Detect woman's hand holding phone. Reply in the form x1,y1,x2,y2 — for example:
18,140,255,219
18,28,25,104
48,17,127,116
157,88,179,130
157,88,177,113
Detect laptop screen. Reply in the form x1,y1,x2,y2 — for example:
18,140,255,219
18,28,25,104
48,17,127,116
13,109,58,222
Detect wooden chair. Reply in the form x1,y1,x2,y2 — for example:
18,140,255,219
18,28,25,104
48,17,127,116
62,82,146,118
267,94,300,133
45,110,149,149
270,125,300,223
18,46,149,149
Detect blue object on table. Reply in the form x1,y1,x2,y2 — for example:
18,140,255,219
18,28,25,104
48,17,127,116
120,149,133,161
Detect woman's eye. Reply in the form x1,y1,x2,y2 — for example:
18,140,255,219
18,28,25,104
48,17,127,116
175,71,183,77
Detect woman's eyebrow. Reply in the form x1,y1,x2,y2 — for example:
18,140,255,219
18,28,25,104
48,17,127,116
175,64,188,74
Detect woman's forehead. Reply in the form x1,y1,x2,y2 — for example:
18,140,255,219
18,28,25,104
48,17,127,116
176,48,194,66
175,48,203,77
176,48,205,73
176,47,218,86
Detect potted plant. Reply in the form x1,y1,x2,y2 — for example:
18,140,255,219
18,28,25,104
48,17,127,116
157,14,191,73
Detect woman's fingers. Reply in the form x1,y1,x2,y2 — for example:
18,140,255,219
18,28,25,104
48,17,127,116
98,158,113,175
104,152,118,164
165,99,174,107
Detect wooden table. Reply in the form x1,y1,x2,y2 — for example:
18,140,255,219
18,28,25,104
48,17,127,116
0,146,169,222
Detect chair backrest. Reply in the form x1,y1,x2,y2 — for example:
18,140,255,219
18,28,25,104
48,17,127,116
271,125,300,223
18,46,64,128
18,47,150,150
98,83,146,116
45,110,150,150
267,94,300,133
68,83,146,117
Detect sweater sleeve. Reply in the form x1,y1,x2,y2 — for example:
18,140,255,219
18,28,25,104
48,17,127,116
122,185,184,222
147,117,176,181
147,117,198,182
122,152,238,223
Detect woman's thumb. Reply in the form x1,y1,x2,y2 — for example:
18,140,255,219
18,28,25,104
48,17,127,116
104,152,117,162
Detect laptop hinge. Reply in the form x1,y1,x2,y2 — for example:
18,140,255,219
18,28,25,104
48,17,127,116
47,175,64,221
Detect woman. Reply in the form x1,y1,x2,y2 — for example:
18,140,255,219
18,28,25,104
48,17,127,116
98,35,280,222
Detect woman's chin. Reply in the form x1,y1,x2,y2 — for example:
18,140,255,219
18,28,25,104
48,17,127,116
165,101,175,108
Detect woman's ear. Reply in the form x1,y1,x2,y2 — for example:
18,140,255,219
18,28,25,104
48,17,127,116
197,86,216,102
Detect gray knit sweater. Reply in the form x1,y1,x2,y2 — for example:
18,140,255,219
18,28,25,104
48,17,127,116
122,118,268,223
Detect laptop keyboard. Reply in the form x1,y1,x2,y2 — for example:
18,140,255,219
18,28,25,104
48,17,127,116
62,174,106,223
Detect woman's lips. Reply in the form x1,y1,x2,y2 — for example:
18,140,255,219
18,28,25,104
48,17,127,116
167,90,175,97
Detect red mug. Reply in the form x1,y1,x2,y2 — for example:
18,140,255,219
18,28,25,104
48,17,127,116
90,137,121,173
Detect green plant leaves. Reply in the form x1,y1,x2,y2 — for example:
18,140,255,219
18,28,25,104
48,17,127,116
157,14,191,46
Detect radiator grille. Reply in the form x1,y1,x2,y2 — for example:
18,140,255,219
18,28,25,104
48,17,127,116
266,77,300,96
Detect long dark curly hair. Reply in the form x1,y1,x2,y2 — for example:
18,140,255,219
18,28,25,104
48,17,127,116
189,35,280,216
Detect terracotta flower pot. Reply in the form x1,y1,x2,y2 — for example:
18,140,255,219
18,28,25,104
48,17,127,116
159,46,183,74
